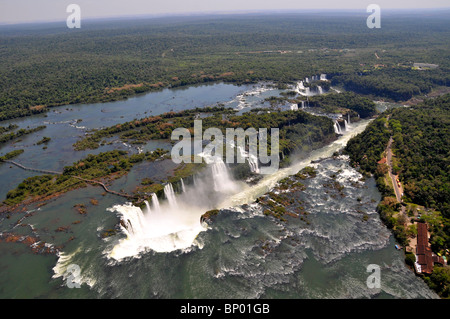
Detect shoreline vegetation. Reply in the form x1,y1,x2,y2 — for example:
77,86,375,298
344,93,450,298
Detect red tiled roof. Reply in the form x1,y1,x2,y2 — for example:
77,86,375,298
415,222,436,274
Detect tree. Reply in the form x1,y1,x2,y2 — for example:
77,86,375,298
427,266,450,298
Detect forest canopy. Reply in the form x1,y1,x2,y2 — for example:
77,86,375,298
1,12,449,121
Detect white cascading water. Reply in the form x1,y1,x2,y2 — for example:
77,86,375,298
318,86,323,94
181,178,186,193
320,74,327,81
164,183,178,208
290,103,298,111
298,81,305,90
344,120,348,131
144,200,151,214
247,154,260,174
211,159,239,193
107,154,242,260
193,174,198,187
302,87,311,96
236,146,260,174
107,199,206,258
151,193,160,213
334,121,342,134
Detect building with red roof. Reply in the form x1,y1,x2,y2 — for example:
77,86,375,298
414,222,445,274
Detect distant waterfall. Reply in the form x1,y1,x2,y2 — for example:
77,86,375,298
344,120,348,131
334,121,342,134
320,74,327,81
301,101,305,109
193,175,198,187
164,183,178,209
247,154,260,174
181,178,186,193
151,193,161,213
348,113,351,124
290,103,298,111
296,77,326,97
144,200,151,214
318,86,323,94
237,146,260,174
211,159,238,193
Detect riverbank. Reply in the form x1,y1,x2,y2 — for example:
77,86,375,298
344,95,450,298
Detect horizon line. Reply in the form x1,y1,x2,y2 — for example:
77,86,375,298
1,7,450,27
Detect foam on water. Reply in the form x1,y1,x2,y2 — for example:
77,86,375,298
107,202,207,259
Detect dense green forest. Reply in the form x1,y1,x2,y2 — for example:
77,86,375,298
1,12,450,121
389,96,449,217
308,92,377,118
346,94,450,218
345,116,391,173
331,67,450,101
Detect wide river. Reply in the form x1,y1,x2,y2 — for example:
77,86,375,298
0,81,438,298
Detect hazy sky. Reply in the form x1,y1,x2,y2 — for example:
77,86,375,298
1,0,449,24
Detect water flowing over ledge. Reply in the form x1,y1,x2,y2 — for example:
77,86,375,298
105,119,371,261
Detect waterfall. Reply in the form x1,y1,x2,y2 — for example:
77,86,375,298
301,101,305,109
193,174,198,187
305,77,309,83
144,200,151,214
117,205,147,237
181,178,186,193
299,81,305,90
344,120,348,131
320,74,327,81
107,157,240,259
290,103,298,111
211,159,238,193
237,146,260,174
164,183,178,209
334,121,342,134
107,119,372,260
248,154,260,174
348,113,351,124
318,86,323,94
151,193,160,213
